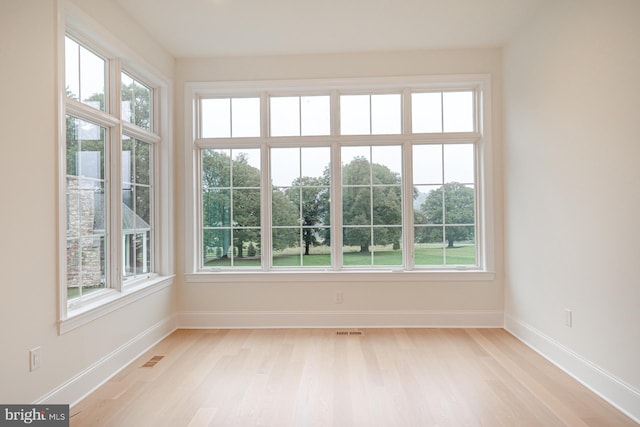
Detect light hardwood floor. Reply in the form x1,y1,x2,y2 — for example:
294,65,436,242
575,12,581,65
70,329,637,426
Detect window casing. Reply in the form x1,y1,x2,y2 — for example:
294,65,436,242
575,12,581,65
59,22,172,330
185,76,494,277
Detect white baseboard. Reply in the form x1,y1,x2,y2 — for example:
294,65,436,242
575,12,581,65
177,309,504,329
36,316,177,407
505,314,640,424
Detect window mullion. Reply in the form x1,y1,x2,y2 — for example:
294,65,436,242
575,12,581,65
402,141,414,270
262,143,271,271
330,142,342,270
110,123,123,290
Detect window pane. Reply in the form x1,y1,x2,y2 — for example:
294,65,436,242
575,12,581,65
122,73,152,130
445,226,475,265
135,140,151,185
372,187,402,225
135,186,151,225
414,226,444,265
203,229,232,266
273,188,299,226
342,146,371,185
202,99,230,138
340,95,370,135
121,73,134,123
122,137,134,184
233,229,261,266
135,231,151,275
413,144,443,184
412,92,442,133
444,184,475,226
372,227,402,265
232,149,261,187
371,94,401,135
202,149,231,188
232,97,260,137
203,189,231,227
414,185,442,224
271,147,300,187
371,145,402,180
65,37,79,101
443,91,474,132
272,228,301,266
232,189,261,227
122,136,153,281
66,117,106,180
343,187,370,225
79,45,105,111
343,228,372,265
301,96,330,136
270,97,300,136
301,146,330,179
444,144,474,184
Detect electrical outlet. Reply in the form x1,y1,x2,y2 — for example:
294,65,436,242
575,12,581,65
335,291,343,304
30,347,42,371
564,309,572,327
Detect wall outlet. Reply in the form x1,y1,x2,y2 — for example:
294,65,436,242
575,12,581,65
335,291,343,304
30,347,42,371
564,309,572,327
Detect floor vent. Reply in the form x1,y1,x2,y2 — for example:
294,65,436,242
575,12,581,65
142,355,164,368
336,331,363,336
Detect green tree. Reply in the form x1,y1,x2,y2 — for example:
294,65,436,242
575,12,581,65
418,182,475,248
342,157,402,253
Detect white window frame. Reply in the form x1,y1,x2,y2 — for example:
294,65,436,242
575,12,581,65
57,2,174,334
184,75,494,282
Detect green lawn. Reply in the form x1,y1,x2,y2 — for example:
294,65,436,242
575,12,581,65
204,243,475,267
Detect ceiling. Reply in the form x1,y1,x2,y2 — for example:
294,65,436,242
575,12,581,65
114,0,548,58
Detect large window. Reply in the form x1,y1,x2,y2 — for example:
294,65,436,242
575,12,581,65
61,31,168,320
188,77,493,274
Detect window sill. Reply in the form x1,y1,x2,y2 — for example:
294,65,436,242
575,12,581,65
185,270,495,283
59,275,175,335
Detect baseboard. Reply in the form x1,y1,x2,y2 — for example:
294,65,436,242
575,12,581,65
505,314,640,424
177,309,504,329
36,315,177,407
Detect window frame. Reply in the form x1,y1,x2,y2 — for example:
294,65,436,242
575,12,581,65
57,4,174,334
184,76,494,281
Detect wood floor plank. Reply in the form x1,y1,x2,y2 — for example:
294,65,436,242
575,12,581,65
70,329,638,427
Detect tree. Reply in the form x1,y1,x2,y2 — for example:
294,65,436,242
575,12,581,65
418,182,475,248
341,157,402,253
284,176,330,255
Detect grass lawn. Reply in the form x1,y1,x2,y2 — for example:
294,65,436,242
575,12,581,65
204,243,475,267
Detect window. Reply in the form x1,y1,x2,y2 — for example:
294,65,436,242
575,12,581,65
342,145,403,266
271,146,331,267
202,148,262,267
66,117,107,298
187,76,493,275
65,37,106,111
60,30,170,325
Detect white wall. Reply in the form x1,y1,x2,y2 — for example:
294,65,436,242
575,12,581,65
503,0,640,419
0,0,175,404
175,49,505,327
